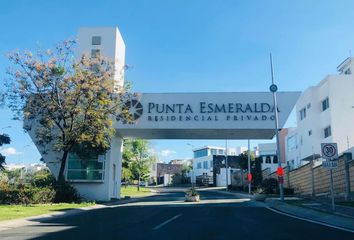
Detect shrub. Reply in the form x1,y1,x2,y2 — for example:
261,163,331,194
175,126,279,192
53,182,81,203
261,178,279,194
32,170,55,188
33,187,56,203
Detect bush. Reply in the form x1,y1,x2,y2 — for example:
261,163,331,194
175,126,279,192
0,179,80,204
53,182,81,203
32,170,55,188
261,178,279,194
33,187,56,203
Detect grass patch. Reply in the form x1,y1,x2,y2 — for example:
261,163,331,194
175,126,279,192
0,202,94,221
120,185,151,197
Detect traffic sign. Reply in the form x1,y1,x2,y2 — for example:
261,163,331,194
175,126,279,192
322,160,338,169
321,143,338,160
269,84,278,92
247,173,252,182
277,167,284,177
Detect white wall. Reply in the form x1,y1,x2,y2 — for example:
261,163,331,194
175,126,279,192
286,66,354,168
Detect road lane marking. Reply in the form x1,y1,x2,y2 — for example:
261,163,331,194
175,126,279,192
152,214,182,230
266,207,354,234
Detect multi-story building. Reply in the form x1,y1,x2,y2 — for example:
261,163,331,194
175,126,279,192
191,146,247,185
28,27,126,201
258,128,288,172
286,57,354,168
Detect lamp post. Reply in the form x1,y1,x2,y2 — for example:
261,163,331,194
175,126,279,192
187,143,195,186
269,53,284,201
225,140,228,191
248,139,251,194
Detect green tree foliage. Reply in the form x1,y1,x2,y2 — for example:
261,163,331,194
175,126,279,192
0,134,11,171
4,40,130,182
123,139,154,190
238,151,262,186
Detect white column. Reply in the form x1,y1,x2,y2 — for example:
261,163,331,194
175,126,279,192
106,135,123,199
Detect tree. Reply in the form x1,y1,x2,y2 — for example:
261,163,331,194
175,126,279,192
123,139,154,191
0,134,11,171
4,40,130,182
238,151,262,186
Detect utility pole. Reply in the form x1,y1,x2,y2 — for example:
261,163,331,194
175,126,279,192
269,53,284,201
225,140,228,191
248,139,251,194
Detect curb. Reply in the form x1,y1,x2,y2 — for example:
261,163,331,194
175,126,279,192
265,199,354,233
266,206,354,233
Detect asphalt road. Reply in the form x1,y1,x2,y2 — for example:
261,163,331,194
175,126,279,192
0,188,353,240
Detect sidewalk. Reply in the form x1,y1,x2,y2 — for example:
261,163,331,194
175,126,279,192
210,188,354,232
266,198,354,232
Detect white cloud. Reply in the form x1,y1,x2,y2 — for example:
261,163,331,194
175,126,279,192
159,149,177,157
0,147,22,156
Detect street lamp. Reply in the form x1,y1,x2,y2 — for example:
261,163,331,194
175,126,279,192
225,140,228,191
269,54,284,201
187,143,195,186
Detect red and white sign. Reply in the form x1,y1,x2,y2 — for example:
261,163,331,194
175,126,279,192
321,143,338,160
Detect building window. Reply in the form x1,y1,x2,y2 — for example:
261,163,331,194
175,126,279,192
218,149,224,155
300,108,306,120
344,68,351,75
287,135,297,152
273,156,278,164
203,161,208,169
194,149,208,158
322,97,329,111
91,49,100,58
92,36,101,45
307,103,311,109
67,152,104,181
210,160,213,168
210,149,217,155
197,162,202,169
324,126,332,138
308,130,312,136
265,156,271,164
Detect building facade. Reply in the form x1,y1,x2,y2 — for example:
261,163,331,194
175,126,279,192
26,26,299,201
285,58,354,168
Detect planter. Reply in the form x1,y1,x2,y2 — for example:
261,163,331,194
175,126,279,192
185,194,200,202
252,193,267,202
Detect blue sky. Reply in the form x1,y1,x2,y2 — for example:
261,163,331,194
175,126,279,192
1,0,354,164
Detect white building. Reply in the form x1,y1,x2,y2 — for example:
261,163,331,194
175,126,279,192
286,57,354,168
258,143,278,172
27,27,126,201
191,146,246,185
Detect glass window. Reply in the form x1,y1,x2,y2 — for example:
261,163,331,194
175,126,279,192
322,97,329,111
67,152,104,181
203,161,208,169
194,149,209,158
197,162,202,169
91,49,100,58
273,156,278,164
265,156,271,164
308,130,312,136
300,108,306,120
92,36,101,45
218,149,224,155
324,126,331,138
287,135,297,152
210,149,217,155
210,160,213,168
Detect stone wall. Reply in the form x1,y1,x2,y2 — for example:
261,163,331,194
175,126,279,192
262,153,354,198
